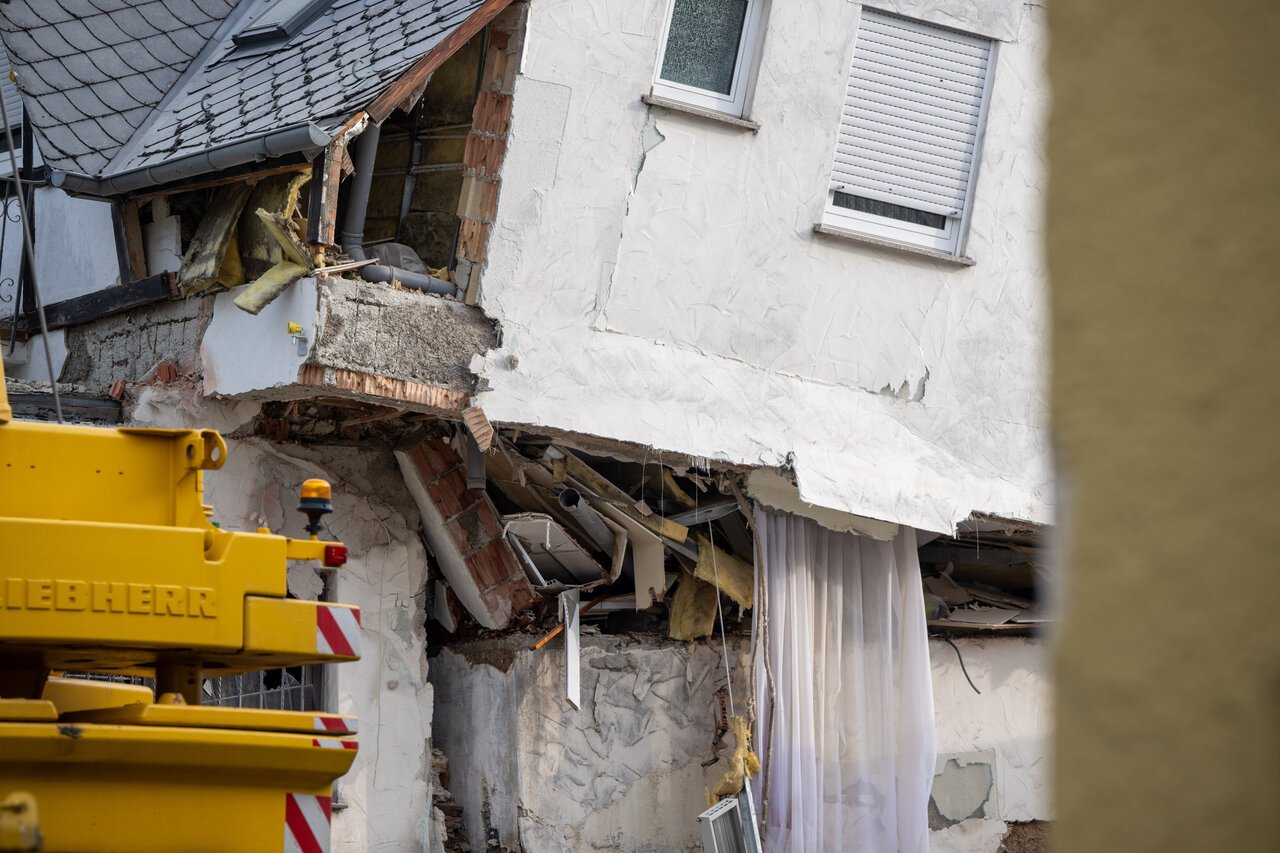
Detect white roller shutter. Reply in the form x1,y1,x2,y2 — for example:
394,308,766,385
0,40,22,131
831,10,992,218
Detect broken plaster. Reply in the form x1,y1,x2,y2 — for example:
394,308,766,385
475,0,1051,534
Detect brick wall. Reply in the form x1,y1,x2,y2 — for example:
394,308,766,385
455,1,526,303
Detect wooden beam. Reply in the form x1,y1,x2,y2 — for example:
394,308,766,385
365,0,516,123
119,199,148,281
129,163,313,203
6,273,178,337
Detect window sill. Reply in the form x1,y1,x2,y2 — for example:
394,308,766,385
812,223,976,267
640,94,760,132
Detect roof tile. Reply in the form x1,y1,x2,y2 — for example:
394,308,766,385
86,77,143,112
139,33,188,66
3,0,498,183
79,13,135,48
60,0,121,16
0,0,236,175
110,6,162,40
85,45,153,79
134,1,186,34
30,26,79,60
63,85,113,119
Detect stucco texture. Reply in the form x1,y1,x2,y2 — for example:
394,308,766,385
1048,1,1280,851
475,0,1050,533
431,636,752,852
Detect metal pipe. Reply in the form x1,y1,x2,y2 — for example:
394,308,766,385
338,123,381,261
356,261,456,295
51,122,331,197
558,488,617,555
339,124,459,297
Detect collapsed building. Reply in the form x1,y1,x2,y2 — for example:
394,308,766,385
1,1,1052,851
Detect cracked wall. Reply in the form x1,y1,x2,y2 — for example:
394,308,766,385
929,637,1050,853
472,0,1049,533
430,633,1049,853
430,635,752,852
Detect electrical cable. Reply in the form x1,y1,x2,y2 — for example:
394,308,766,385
938,634,981,695
706,497,737,721
0,87,61,422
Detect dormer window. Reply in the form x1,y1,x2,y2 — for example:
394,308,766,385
232,0,330,48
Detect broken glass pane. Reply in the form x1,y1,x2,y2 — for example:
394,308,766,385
660,0,748,96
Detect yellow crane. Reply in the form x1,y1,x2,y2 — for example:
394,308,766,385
0,359,361,852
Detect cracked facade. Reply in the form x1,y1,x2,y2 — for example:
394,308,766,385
2,1,1051,851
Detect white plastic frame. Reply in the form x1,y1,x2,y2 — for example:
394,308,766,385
650,0,765,118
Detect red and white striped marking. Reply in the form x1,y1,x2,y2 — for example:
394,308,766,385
313,715,356,735
312,737,358,750
316,605,361,658
283,793,331,853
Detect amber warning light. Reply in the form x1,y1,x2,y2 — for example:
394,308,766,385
298,478,334,537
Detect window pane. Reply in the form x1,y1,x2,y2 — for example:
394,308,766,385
659,0,748,96
834,192,948,230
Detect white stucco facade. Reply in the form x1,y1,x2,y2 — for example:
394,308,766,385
475,0,1049,533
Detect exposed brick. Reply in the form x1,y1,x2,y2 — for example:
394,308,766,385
471,93,512,136
457,176,501,222
469,537,522,590
445,501,504,557
462,135,507,180
457,218,492,264
425,466,479,522
481,576,537,616
417,436,462,478
477,179,501,222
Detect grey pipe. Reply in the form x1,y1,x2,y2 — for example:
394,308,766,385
52,123,331,197
341,124,458,297
558,488,617,555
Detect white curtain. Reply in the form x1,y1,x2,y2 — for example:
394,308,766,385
752,510,935,853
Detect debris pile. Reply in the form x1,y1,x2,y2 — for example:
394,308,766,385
920,525,1046,630
401,426,758,643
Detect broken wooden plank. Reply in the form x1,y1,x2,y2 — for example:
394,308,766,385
178,183,253,295
366,0,517,123
6,273,177,337
119,199,148,281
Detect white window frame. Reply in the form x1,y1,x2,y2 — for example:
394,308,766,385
822,11,996,258
651,0,765,117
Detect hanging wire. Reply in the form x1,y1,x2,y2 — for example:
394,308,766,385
699,474,738,721
1,81,61,422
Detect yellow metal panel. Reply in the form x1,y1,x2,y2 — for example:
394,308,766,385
0,421,223,528
0,722,355,852
0,519,285,653
41,678,151,715
243,598,362,662
63,703,357,736
0,701,57,723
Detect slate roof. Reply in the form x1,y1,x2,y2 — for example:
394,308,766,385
0,0,495,190
0,0,235,177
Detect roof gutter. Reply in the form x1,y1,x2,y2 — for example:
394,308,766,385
49,122,331,198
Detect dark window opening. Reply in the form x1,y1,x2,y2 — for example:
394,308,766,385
834,192,947,230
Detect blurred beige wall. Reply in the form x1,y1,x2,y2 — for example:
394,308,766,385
1048,2,1280,850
